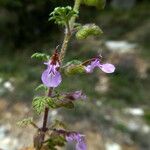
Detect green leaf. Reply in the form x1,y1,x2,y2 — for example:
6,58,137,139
49,6,78,26
46,97,58,109
31,52,49,61
76,23,103,40
17,117,33,127
32,97,48,114
47,134,66,149
81,0,106,9
35,84,48,92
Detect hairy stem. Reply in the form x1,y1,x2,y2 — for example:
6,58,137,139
59,0,81,63
70,0,81,29
39,0,81,148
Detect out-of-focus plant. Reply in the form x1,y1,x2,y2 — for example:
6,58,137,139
18,0,115,149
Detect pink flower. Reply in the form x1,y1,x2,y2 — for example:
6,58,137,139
84,58,115,73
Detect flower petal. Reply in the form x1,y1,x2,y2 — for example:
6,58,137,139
99,63,115,73
84,59,100,73
66,133,86,150
41,69,62,87
76,141,87,150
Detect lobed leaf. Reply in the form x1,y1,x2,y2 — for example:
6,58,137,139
49,6,78,26
31,52,49,61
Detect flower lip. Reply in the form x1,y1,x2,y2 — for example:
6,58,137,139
84,57,115,74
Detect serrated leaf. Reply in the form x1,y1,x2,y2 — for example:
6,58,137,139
46,97,58,109
17,117,33,127
31,53,49,61
35,84,48,92
32,97,47,114
49,6,78,26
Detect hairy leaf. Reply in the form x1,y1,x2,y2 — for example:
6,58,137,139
32,97,48,114
49,6,78,26
76,23,103,40
17,117,33,127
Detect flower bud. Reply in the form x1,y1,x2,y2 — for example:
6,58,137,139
76,24,103,40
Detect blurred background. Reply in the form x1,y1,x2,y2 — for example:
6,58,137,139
0,0,150,150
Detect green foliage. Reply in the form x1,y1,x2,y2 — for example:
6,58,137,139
81,0,106,9
32,96,48,114
17,117,33,127
49,6,78,26
76,24,103,40
46,97,58,108
31,53,49,61
47,134,66,150
32,95,75,114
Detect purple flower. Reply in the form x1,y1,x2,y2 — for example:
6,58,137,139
41,61,62,87
85,58,115,73
65,91,87,101
41,50,62,88
66,132,87,150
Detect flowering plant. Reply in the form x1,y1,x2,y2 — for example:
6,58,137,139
18,0,115,150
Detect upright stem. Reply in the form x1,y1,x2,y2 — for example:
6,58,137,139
59,0,81,63
70,0,81,29
40,0,81,147
42,88,53,132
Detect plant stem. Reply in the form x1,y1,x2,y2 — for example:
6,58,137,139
42,88,53,132
59,0,81,63
70,0,81,29
40,0,81,147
